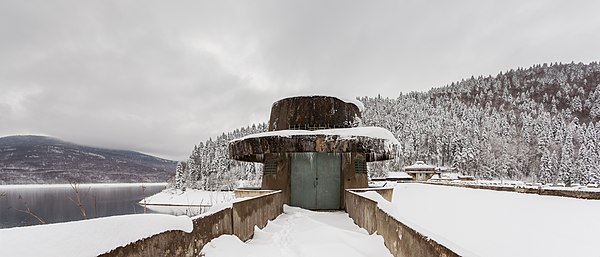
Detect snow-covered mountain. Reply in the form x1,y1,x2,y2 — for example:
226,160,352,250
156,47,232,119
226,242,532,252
0,135,177,184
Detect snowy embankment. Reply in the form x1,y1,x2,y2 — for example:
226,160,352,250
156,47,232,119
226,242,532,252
201,205,393,257
139,188,236,216
140,188,235,206
364,183,600,257
0,214,192,257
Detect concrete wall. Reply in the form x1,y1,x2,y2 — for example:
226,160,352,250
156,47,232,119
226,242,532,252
347,187,394,202
101,191,283,257
340,152,369,208
431,182,600,200
232,190,284,241
345,190,460,257
234,189,275,198
262,153,291,204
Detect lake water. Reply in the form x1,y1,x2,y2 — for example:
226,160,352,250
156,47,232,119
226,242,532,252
0,183,167,229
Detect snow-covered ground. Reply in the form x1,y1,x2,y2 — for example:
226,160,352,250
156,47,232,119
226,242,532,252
139,188,236,216
0,214,192,257
365,183,600,257
201,205,393,257
140,188,235,206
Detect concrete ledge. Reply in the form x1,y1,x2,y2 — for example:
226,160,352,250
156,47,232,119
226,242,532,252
345,190,460,257
348,187,394,201
234,189,276,198
429,182,600,200
101,190,283,257
232,190,283,241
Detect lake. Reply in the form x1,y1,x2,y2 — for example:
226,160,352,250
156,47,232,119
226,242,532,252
0,183,167,229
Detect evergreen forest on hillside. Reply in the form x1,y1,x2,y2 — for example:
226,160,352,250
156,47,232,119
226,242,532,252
174,62,600,189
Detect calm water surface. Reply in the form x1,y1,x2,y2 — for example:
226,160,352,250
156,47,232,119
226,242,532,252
0,183,166,229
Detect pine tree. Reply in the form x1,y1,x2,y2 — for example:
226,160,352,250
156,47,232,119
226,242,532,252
174,161,187,190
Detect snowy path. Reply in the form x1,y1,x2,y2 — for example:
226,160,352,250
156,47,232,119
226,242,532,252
201,205,393,257
385,183,600,257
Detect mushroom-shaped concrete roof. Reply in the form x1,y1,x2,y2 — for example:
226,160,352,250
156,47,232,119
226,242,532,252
228,95,399,163
229,127,399,162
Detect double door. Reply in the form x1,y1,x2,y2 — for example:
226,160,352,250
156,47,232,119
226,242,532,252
290,152,341,210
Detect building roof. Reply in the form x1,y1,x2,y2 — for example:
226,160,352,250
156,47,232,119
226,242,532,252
228,127,399,162
387,171,413,179
404,161,438,173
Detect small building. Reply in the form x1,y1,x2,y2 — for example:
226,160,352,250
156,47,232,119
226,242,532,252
404,161,440,181
371,171,413,183
229,96,399,210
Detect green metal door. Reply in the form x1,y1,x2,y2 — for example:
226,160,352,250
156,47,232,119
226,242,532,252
290,152,341,210
316,153,341,209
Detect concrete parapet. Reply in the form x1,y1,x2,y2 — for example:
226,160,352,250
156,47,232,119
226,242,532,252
232,190,284,241
345,190,460,257
234,189,276,198
348,187,394,201
429,182,600,200
99,208,232,257
101,190,283,257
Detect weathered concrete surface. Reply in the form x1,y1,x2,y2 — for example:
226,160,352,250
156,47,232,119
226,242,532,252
99,208,232,257
229,134,396,162
376,209,459,257
232,191,284,241
268,96,361,131
345,190,378,234
430,182,600,200
345,190,460,257
234,189,276,198
348,187,394,201
101,191,284,257
340,152,369,208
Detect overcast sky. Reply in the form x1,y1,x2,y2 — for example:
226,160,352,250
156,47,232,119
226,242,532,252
1,0,600,160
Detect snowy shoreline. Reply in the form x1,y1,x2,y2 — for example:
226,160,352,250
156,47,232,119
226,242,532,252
0,182,168,189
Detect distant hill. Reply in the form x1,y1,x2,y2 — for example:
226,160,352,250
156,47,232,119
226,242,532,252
174,62,600,189
0,135,177,184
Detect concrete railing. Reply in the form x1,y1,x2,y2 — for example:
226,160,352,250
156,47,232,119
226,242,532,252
232,190,284,241
430,182,600,200
345,189,460,257
101,190,283,257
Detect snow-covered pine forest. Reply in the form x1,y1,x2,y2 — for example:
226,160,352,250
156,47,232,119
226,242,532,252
174,62,600,189
173,123,267,190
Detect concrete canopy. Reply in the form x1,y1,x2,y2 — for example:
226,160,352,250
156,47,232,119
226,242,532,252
228,132,397,162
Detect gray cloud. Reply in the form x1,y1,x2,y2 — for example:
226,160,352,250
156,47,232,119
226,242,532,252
1,0,600,160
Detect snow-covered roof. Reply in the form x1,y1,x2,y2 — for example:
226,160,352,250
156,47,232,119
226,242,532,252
387,171,413,179
403,161,437,172
229,126,399,162
231,126,399,146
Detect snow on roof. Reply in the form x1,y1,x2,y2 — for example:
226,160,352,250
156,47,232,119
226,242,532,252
387,171,413,179
403,161,437,171
231,126,399,146
273,95,365,112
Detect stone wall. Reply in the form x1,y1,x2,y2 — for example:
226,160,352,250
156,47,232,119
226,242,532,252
101,191,283,257
345,190,460,257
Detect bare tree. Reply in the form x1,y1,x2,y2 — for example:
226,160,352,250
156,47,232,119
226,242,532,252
13,201,45,225
68,181,87,219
